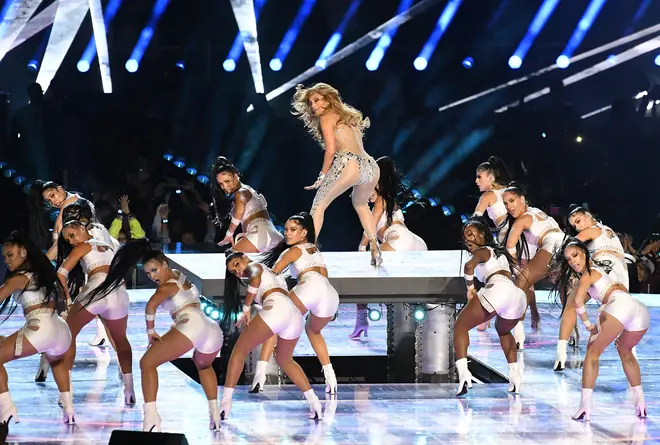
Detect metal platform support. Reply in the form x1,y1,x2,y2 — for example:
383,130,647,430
386,303,418,382
419,303,456,383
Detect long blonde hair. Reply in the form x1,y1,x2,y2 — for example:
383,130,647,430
291,83,370,146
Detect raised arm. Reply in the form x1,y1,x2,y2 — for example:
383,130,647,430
144,283,178,345
0,275,29,305
272,248,302,275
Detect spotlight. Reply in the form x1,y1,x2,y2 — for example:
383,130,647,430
175,189,182,195
556,55,570,69
13,175,25,185
441,204,455,216
365,57,379,72
460,214,469,224
210,309,220,320
508,55,522,69
204,305,213,315
576,135,583,143
413,305,426,321
0,162,6,169
411,188,422,199
655,54,660,66
27,60,38,71
201,302,207,310
197,175,210,184
635,91,648,99
175,61,184,70
462,57,473,69
607,54,617,64
368,307,382,322
173,159,186,168
3,168,15,178
428,197,439,207
162,153,174,161
269,58,282,71
186,167,197,176
125,59,139,73
223,59,236,72
541,132,547,138
413,57,428,71
77,60,90,72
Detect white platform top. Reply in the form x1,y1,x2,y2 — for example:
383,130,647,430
166,251,468,303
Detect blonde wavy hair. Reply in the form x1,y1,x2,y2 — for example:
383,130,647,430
291,83,370,146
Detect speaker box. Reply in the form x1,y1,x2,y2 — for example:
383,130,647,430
109,430,189,444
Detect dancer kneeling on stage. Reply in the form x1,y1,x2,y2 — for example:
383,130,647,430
455,216,526,396
252,212,340,394
553,238,648,421
221,252,323,420
0,231,71,424
86,239,224,432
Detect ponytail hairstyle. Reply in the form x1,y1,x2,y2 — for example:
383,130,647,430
476,156,513,187
2,231,67,318
83,239,166,308
375,156,414,226
223,250,246,328
55,220,87,300
27,179,62,250
566,205,596,237
209,156,241,228
462,215,516,272
500,181,531,262
61,198,96,224
259,212,316,269
550,237,612,312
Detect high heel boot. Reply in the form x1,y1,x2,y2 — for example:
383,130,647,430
208,399,221,430
513,321,525,350
123,373,136,405
554,340,568,372
0,392,18,424
322,363,337,395
142,401,161,432
89,317,109,347
368,235,382,267
249,360,268,393
455,358,473,396
348,308,369,340
572,388,592,421
220,388,234,420
631,385,647,418
508,362,522,394
59,391,75,424
35,353,49,382
303,389,323,420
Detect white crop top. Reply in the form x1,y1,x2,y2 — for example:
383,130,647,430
80,240,114,274
587,265,622,303
474,247,510,283
12,272,48,310
587,224,624,257
523,207,561,247
89,223,121,251
377,208,405,232
486,189,507,222
253,265,288,305
161,272,200,317
288,243,327,279
231,184,268,224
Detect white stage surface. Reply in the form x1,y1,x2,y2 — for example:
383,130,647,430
166,250,467,303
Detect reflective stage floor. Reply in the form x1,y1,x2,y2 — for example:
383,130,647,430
2,290,659,444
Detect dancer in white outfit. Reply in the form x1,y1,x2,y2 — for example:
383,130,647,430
220,252,322,421
0,231,71,425
53,219,134,423
211,156,283,253
455,217,526,396
553,239,648,421
85,240,224,432
554,207,630,371
251,212,340,394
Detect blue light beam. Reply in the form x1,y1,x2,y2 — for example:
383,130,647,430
414,0,463,70
365,0,412,71
125,0,171,73
270,0,316,71
223,0,266,72
556,0,607,69
508,0,560,69
315,0,363,70
77,0,123,73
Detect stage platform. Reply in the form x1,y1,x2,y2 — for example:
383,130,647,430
1,267,659,442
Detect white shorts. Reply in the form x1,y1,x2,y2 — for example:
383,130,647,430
594,253,630,290
258,293,303,340
478,274,527,320
173,308,224,354
382,226,427,251
538,230,564,255
237,218,284,253
603,291,649,332
17,309,71,357
77,273,130,320
293,272,339,318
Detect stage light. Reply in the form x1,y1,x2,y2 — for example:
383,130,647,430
413,305,426,321
210,309,220,320
22,182,32,194
460,214,469,224
201,302,207,310
125,0,171,75
269,58,282,71
508,55,522,69
556,55,570,69
442,204,455,216
176,60,184,69
576,135,583,143
272,0,316,72
414,0,463,72
369,307,382,322
462,57,473,68
366,55,380,71
655,54,660,66
13,175,25,185
175,189,182,195
413,57,428,71
223,59,236,72
204,305,213,315
428,197,439,207
0,162,6,169
646,101,654,111
607,54,617,64
197,175,210,184
3,168,15,178
77,60,90,72
365,0,412,71
541,132,547,138
315,0,362,70
77,0,122,87
162,153,174,161
186,167,197,176
125,59,138,73
27,60,38,71
173,159,186,168
411,188,422,199
635,90,648,99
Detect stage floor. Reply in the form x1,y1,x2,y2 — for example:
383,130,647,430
2,290,658,444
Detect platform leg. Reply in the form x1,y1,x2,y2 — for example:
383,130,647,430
387,303,418,383
420,304,455,383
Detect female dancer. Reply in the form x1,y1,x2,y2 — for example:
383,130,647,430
502,183,564,345
54,219,133,423
352,156,427,339
84,240,224,432
0,231,71,424
554,207,629,371
456,217,526,396
211,156,283,253
554,239,648,420
250,212,340,394
291,83,381,266
221,252,322,419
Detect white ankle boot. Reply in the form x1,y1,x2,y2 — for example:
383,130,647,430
303,389,322,420
220,387,234,421
508,362,522,394
0,392,18,424
143,401,161,432
322,364,337,395
208,399,220,430
513,321,525,350
631,385,647,417
572,388,592,421
59,391,75,424
35,354,49,382
249,360,268,393
554,340,568,372
455,358,473,396
89,317,109,347
123,373,135,405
